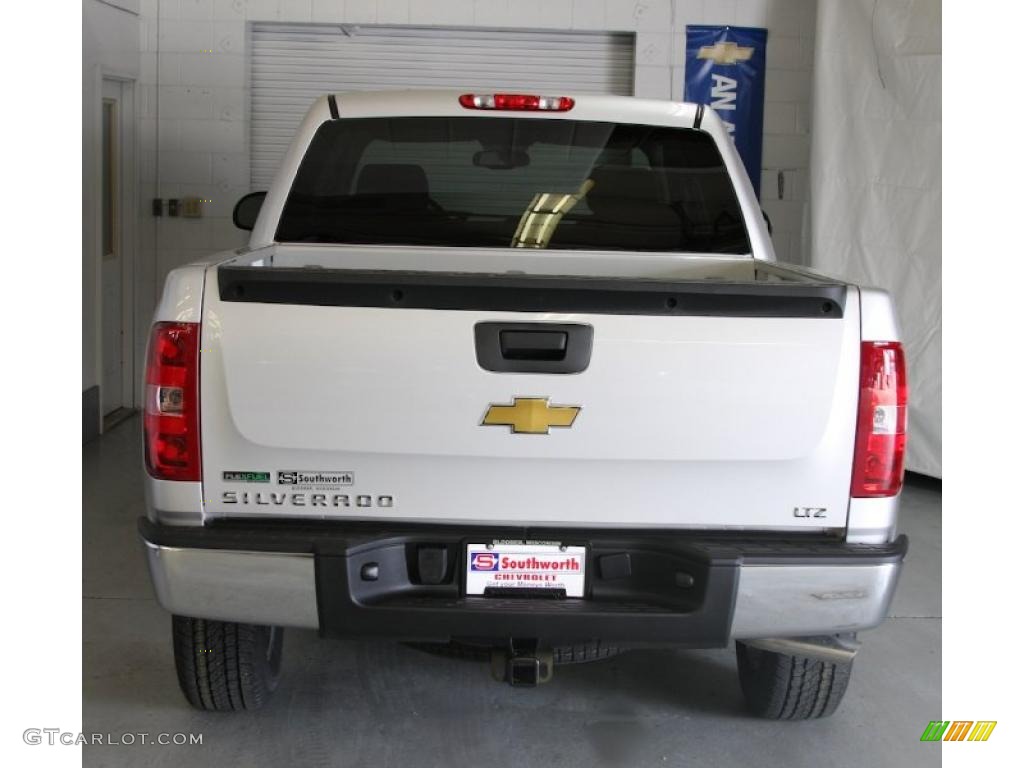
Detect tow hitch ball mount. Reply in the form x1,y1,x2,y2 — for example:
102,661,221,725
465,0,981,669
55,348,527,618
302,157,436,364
490,639,554,687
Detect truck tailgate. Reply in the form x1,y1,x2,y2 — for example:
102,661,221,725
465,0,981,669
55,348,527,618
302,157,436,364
199,262,860,531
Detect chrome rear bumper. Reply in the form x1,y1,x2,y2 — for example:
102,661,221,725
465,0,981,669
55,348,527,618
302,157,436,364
729,561,901,639
140,519,905,643
143,543,319,628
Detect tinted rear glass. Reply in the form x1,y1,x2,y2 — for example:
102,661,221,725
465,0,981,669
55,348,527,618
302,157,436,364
276,117,750,254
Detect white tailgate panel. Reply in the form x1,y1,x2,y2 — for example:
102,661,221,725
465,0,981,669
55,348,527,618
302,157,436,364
200,285,860,530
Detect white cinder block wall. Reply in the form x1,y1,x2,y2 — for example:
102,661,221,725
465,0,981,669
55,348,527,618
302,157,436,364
137,0,816,322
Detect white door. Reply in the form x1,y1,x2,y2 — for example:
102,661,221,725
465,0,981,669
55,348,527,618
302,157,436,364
100,79,134,416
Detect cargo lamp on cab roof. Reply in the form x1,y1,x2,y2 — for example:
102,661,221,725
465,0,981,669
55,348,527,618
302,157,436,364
458,93,575,112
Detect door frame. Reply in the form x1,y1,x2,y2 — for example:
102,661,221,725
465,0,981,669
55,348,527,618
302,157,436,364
98,75,138,418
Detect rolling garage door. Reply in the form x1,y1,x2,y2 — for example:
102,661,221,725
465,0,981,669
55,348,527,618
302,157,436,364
250,23,636,188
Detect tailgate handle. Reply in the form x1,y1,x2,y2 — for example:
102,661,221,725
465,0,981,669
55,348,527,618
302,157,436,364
499,330,567,361
475,323,593,374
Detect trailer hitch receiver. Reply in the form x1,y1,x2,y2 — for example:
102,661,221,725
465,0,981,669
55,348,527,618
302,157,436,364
490,639,554,686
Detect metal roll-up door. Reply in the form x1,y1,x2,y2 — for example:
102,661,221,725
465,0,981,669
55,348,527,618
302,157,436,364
250,23,636,188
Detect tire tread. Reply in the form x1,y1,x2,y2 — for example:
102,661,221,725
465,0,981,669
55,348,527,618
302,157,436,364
735,640,852,720
171,615,282,711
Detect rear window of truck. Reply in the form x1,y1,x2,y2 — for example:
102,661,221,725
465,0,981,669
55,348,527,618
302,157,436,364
276,117,751,254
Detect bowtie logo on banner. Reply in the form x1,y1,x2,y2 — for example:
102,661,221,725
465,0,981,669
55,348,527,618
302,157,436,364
696,41,755,66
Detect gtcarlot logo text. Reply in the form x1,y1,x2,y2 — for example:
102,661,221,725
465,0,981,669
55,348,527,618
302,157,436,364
23,729,203,746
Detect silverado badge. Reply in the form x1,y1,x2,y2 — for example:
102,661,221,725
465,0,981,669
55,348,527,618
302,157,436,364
482,397,581,435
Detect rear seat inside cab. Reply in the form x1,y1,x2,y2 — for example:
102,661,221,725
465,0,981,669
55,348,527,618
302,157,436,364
551,166,684,250
355,163,437,214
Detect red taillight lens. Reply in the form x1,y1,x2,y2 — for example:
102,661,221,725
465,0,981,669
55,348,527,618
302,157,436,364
851,341,908,497
458,93,575,111
144,322,201,482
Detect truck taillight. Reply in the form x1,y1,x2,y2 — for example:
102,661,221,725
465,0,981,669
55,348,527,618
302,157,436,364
851,341,907,497
144,322,201,482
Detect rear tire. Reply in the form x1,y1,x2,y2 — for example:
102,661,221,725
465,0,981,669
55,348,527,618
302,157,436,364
735,640,852,719
172,615,283,711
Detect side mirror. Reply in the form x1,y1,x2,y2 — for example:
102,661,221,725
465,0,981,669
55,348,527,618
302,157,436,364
233,191,267,231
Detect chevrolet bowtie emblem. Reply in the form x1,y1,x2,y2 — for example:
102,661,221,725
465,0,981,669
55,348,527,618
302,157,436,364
482,397,581,435
697,41,755,65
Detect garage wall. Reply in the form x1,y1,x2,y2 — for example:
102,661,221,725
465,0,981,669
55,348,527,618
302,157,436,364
83,0,141,438
249,24,636,188
809,0,941,477
135,0,816,353
675,0,816,266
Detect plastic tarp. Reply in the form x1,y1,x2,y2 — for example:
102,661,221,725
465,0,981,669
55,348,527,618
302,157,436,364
809,0,941,477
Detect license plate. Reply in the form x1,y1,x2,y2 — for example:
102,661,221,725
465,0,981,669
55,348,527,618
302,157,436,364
465,542,586,597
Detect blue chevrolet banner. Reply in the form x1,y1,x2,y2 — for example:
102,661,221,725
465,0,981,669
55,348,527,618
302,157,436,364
684,25,768,197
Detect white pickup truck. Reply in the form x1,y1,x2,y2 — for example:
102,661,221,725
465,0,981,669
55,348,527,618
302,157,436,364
140,90,908,719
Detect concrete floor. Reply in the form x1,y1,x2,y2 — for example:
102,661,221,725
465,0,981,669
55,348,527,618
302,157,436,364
84,415,940,767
